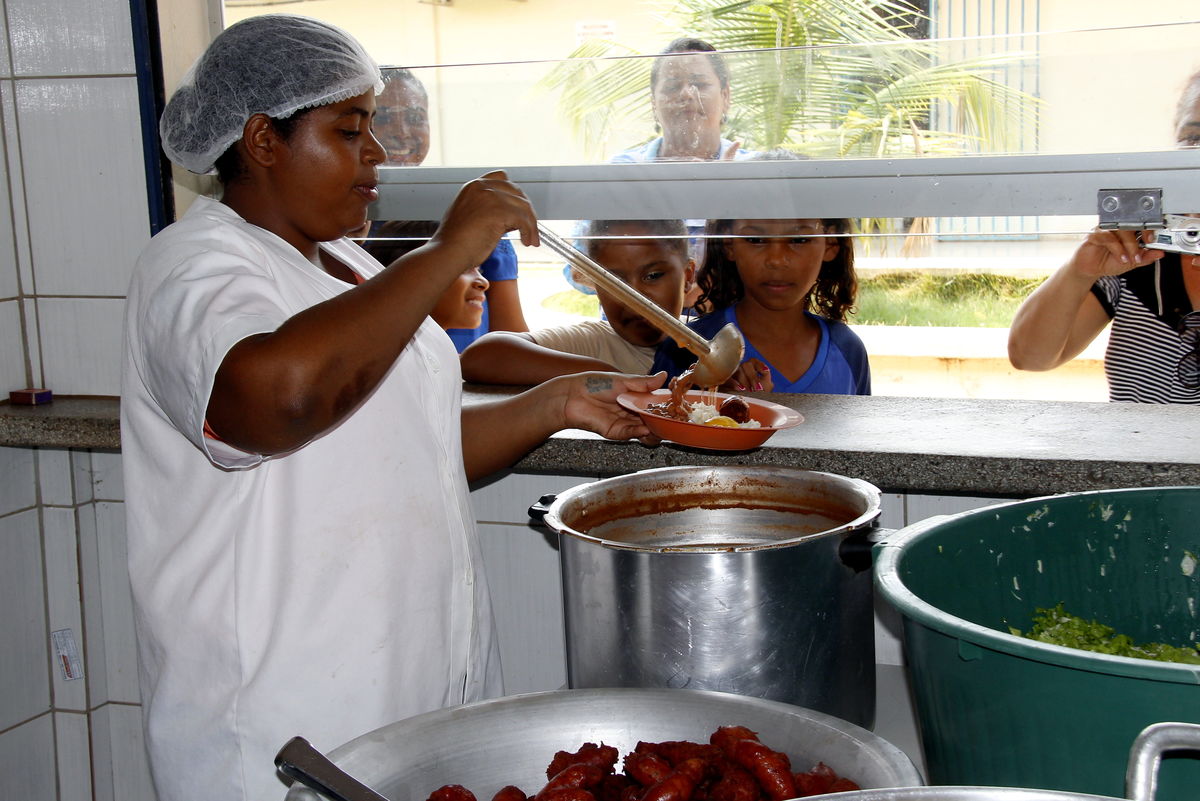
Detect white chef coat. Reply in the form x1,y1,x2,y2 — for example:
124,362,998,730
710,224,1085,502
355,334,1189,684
121,196,501,801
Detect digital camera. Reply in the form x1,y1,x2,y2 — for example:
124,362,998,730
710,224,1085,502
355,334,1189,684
1145,214,1200,255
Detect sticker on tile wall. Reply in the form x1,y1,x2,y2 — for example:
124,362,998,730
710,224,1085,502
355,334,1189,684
51,628,84,681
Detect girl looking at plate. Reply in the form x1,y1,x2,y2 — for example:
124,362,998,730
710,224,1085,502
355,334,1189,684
651,159,870,395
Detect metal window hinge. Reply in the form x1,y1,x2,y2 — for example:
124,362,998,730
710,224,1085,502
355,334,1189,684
1097,188,1165,230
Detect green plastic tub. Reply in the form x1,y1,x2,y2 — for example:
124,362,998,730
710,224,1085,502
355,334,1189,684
874,487,1200,801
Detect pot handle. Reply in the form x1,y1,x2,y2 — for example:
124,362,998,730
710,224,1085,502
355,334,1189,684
528,493,557,526
275,735,390,801
838,526,894,573
1125,721,1200,801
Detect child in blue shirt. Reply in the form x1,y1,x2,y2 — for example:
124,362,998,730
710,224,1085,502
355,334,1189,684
651,214,870,395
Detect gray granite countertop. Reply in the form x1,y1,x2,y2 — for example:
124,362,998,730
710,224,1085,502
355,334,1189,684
3,391,1198,496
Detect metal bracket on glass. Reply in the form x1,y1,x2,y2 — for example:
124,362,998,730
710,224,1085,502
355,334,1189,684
1097,188,1165,230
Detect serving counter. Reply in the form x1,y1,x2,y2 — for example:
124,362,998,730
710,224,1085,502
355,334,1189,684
7,389,1196,783
3,389,1198,497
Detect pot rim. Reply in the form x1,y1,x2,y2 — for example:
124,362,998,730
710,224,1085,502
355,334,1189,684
805,788,1120,800
543,465,882,553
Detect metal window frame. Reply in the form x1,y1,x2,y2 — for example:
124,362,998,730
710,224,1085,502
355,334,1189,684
374,150,1200,224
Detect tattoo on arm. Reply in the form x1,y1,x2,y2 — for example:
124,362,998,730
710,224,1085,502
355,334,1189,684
585,375,614,394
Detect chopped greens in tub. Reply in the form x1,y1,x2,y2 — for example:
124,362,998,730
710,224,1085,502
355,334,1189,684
1011,602,1200,665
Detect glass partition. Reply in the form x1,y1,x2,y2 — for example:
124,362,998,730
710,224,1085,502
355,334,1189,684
358,19,1200,168
222,2,1200,168
218,1,1200,401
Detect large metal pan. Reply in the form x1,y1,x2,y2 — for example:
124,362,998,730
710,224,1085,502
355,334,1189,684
279,688,922,801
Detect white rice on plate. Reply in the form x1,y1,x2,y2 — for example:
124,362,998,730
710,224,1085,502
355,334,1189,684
687,401,762,429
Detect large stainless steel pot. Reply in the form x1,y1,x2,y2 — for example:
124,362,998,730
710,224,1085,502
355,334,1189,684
530,466,882,728
280,688,923,801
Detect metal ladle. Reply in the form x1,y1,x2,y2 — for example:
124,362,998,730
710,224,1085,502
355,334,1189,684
537,223,745,387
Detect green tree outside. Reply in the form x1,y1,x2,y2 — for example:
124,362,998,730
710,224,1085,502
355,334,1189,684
540,0,1040,161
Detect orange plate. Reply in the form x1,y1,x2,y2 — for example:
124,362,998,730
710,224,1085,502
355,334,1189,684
617,389,804,451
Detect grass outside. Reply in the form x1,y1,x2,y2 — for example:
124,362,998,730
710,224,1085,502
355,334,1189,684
539,271,1043,328
854,271,1042,327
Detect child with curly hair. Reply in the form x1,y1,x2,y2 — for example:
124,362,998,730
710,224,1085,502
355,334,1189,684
651,213,870,394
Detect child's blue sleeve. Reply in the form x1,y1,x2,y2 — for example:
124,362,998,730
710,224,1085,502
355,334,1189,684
828,323,872,395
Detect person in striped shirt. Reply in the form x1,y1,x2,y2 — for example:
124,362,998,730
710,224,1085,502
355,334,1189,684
1007,70,1200,403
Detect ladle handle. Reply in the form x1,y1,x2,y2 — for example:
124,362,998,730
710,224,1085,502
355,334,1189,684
275,736,390,801
537,223,711,356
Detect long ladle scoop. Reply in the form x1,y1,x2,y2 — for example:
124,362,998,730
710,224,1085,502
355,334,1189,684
537,223,744,387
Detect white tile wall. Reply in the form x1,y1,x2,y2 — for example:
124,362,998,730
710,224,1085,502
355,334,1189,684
0,114,15,296
72,450,95,504
44,505,87,710
37,296,125,396
0,8,11,79
95,501,138,704
874,663,924,777
472,473,592,694
79,501,140,707
904,493,1005,522
6,0,134,76
17,77,149,297
0,443,35,514
4,83,33,300
92,449,125,501
0,509,49,731
470,470,598,523
0,714,56,801
1,0,159,798
19,297,40,387
37,447,74,506
55,710,94,801
0,298,26,392
90,704,156,801
874,493,907,667
477,521,567,694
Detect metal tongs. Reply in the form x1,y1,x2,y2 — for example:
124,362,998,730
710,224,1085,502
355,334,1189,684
276,736,390,801
537,222,745,387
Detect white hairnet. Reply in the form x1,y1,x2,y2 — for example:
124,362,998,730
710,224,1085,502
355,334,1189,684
160,14,384,175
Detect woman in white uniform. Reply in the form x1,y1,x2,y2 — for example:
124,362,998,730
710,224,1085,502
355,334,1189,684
121,15,664,801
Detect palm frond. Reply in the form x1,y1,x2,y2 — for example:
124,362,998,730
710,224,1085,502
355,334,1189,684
544,0,1041,164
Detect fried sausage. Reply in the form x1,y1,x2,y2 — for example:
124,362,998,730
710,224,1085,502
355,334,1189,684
492,786,528,801
536,764,606,801
707,759,760,801
595,773,637,801
728,739,794,801
708,726,760,755
648,742,720,768
793,762,836,797
639,758,706,801
536,790,595,801
624,751,673,787
547,743,619,779
428,785,478,801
